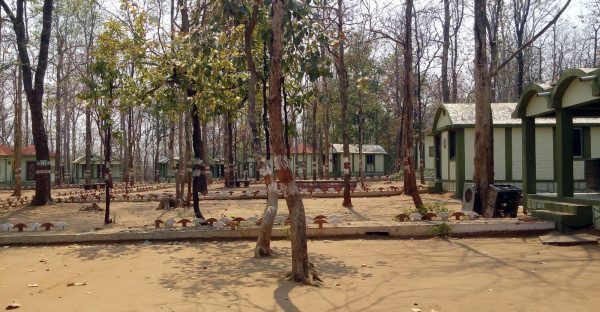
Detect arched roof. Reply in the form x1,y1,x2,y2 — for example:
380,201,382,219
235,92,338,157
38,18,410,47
432,103,520,132
514,68,600,118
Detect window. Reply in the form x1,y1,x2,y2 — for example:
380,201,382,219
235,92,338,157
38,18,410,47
429,146,435,158
448,131,456,159
573,128,583,158
366,155,375,165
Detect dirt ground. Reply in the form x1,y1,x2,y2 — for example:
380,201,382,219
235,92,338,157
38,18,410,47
0,182,461,233
1,237,599,312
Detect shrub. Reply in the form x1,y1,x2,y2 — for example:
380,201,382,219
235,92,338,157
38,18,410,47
431,222,452,238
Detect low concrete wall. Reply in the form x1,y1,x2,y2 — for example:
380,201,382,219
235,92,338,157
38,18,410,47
0,219,554,245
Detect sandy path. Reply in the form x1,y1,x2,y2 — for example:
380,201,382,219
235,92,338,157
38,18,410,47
1,237,598,312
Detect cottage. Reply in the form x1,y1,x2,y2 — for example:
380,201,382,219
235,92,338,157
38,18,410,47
21,145,57,183
329,144,387,178
0,144,58,184
0,145,14,184
514,68,600,230
72,155,122,184
158,157,179,181
428,102,600,197
289,144,318,179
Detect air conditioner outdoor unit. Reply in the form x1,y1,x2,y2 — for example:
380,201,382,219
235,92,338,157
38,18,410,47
462,183,478,212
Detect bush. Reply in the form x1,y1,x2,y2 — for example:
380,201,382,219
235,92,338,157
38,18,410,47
431,222,452,238
402,202,449,216
424,202,450,214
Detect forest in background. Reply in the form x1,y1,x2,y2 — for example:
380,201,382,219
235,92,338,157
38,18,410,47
0,0,597,187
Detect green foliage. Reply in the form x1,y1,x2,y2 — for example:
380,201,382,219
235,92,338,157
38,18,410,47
431,223,452,238
403,205,428,215
402,202,449,215
423,202,450,214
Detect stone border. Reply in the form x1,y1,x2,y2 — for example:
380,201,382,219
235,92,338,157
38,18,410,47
0,219,555,245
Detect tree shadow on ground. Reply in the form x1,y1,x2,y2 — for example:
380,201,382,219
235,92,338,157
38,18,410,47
414,238,600,299
58,240,368,311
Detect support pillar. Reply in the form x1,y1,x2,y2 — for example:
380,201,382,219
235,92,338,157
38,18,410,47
556,108,574,198
522,117,536,213
455,129,465,198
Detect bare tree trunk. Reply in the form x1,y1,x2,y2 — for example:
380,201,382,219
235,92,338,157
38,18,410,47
202,120,211,184
474,0,494,216
227,117,234,184
65,99,72,184
358,104,364,186
244,0,261,181
85,104,92,185
185,109,192,204
302,106,307,180
168,122,174,183
128,108,135,186
153,115,161,182
54,15,63,186
451,0,464,102
268,0,314,283
336,0,352,208
394,43,404,172
255,39,279,258
104,116,112,224
513,0,530,98
191,101,207,218
12,67,22,197
311,98,317,181
223,116,231,187
488,0,502,102
441,0,450,103
323,79,330,179
402,0,424,207
1,0,55,205
121,110,128,187
176,110,185,200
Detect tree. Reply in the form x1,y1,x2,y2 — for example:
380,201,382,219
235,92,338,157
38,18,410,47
12,67,23,197
255,36,280,257
268,0,318,284
334,0,352,208
401,0,423,208
1,0,54,205
441,0,450,103
512,0,531,97
473,0,494,217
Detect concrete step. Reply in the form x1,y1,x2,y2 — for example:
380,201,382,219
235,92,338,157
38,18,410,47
531,209,592,231
542,201,593,216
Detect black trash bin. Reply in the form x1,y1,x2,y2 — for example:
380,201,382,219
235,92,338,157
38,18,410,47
486,184,522,217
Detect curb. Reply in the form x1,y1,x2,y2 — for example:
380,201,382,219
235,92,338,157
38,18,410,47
0,220,555,245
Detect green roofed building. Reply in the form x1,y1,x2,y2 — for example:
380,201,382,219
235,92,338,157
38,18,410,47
428,101,600,198
514,68,600,230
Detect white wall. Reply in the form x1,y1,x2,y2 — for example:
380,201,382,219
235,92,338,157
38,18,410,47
494,128,506,180
449,160,456,180
375,154,385,173
424,136,435,170
563,80,599,108
464,128,475,180
435,110,452,130
574,160,585,180
535,127,554,180
592,128,600,157
290,153,315,177
512,128,522,180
